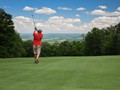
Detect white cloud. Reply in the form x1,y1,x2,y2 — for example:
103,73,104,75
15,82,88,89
92,16,120,24
23,6,56,15
91,10,106,15
92,16,120,27
91,9,120,16
15,16,31,22
98,5,107,9
117,7,120,11
37,16,81,33
13,15,120,34
80,16,120,32
58,7,72,10
76,14,80,17
13,16,81,33
47,16,81,24
76,7,86,11
23,6,34,11
13,16,35,33
34,7,56,15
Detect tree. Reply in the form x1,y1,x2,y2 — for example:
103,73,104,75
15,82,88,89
58,41,71,56
70,41,82,56
116,23,120,54
84,28,104,55
41,42,53,56
102,23,120,55
0,8,26,57
23,40,33,57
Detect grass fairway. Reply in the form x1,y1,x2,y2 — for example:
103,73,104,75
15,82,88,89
0,56,120,90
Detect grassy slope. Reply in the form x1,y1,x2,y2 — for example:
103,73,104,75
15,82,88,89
0,56,120,90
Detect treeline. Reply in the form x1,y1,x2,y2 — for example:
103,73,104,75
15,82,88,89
0,9,26,58
24,40,83,57
0,8,120,58
84,25,120,55
24,23,120,57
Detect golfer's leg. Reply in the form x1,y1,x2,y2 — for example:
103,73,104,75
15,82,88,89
36,46,41,63
34,54,37,59
36,54,40,60
33,45,38,63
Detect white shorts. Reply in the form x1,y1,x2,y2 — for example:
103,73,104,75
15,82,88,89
33,45,42,54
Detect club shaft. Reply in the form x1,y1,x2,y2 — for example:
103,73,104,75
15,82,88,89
32,15,35,27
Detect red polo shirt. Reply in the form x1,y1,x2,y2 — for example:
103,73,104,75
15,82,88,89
33,31,43,46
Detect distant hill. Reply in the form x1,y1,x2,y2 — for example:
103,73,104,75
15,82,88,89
20,33,85,43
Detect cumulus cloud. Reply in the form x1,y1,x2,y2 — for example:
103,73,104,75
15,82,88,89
91,16,120,24
13,16,35,33
76,14,80,17
23,6,56,15
13,15,120,34
90,9,120,16
13,16,81,33
34,7,56,15
58,7,72,10
98,5,107,9
14,16,31,22
37,16,81,33
23,6,34,11
76,7,86,11
47,16,81,24
117,7,120,11
80,16,120,32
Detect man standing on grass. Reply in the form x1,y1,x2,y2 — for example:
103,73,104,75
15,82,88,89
33,27,43,64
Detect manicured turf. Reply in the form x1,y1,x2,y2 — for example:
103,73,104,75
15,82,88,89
0,56,120,90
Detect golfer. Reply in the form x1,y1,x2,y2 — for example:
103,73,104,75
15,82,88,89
33,27,43,64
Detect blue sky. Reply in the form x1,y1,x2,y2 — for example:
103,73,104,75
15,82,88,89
0,0,120,33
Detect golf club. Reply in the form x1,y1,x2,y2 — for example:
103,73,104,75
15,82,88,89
32,15,36,28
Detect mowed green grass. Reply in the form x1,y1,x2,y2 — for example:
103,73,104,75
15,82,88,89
0,56,120,90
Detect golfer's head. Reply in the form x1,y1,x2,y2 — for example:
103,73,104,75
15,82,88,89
38,29,42,33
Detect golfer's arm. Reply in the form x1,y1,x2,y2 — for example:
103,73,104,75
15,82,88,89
35,27,38,31
34,27,38,33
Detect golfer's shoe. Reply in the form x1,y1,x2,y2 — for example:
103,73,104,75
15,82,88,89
37,60,39,63
35,60,38,64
